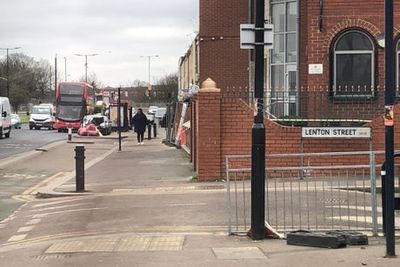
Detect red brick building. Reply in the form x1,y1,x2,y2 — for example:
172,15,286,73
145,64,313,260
180,1,400,180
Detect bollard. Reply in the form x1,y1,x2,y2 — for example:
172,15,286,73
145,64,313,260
74,146,85,192
147,123,152,140
153,122,157,138
68,128,72,141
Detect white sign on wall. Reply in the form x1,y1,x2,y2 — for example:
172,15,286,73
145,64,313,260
301,127,371,138
308,64,323,74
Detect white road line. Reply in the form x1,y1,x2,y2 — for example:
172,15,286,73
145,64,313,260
32,207,107,218
329,205,383,213
166,203,207,207
0,224,5,229
328,216,400,227
17,226,35,233
30,203,87,213
8,235,27,242
26,219,41,225
32,198,82,208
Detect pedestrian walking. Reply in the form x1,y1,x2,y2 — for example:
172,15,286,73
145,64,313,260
131,108,148,145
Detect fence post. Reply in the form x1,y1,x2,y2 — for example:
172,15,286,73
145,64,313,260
369,150,379,236
226,156,232,235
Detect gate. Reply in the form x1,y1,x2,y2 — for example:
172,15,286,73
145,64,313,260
226,151,386,236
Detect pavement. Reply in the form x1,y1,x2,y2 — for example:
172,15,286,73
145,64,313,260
0,130,399,266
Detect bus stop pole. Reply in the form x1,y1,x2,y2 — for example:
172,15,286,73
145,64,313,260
384,0,395,257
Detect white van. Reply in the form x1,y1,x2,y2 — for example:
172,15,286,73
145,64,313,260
29,105,55,130
0,97,12,139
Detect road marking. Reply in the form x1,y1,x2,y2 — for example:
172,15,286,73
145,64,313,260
8,235,27,242
166,203,207,207
21,172,64,196
328,216,400,227
329,205,382,213
30,203,86,213
32,198,82,208
26,219,41,225
32,207,107,218
18,226,35,233
0,224,5,229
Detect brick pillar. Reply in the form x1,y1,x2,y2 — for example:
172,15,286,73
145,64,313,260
196,78,221,181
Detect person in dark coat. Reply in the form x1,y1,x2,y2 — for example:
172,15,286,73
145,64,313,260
131,108,148,144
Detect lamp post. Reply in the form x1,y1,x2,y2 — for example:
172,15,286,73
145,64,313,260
250,0,266,241
141,55,159,89
0,46,21,97
75,53,99,83
64,57,67,81
141,55,158,106
384,0,396,257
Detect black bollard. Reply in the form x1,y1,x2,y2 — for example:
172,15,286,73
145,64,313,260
147,123,152,140
75,146,85,192
153,122,157,138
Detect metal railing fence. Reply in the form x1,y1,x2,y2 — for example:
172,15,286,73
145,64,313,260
225,151,399,236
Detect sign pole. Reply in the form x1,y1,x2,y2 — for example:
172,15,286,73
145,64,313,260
384,0,396,257
250,0,266,240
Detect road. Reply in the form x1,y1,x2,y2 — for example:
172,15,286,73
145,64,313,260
0,124,66,160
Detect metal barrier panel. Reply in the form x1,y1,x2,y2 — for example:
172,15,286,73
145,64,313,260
226,151,389,236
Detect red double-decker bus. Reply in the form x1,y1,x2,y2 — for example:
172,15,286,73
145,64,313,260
55,82,95,131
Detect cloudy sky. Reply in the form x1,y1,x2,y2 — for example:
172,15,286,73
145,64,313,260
0,0,198,87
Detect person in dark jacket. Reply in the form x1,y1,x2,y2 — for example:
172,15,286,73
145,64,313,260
131,108,148,144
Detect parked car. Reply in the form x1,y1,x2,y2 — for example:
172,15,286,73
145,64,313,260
82,114,112,136
148,105,158,114
11,113,21,129
155,107,166,119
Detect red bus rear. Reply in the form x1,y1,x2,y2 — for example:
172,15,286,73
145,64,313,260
55,82,95,131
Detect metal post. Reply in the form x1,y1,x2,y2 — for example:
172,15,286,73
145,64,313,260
68,128,72,141
75,146,85,192
55,55,57,93
384,0,396,257
64,57,67,81
251,0,266,240
118,87,121,151
6,48,9,97
153,122,157,138
147,123,152,140
369,150,378,236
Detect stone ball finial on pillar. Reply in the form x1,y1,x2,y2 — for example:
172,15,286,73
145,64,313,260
200,78,220,92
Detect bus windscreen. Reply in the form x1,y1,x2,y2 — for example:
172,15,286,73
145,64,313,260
56,105,84,121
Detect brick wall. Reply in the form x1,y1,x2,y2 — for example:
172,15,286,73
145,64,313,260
199,0,249,90
194,87,400,181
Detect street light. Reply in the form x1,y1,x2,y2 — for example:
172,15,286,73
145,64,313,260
140,55,159,90
64,57,67,81
0,46,21,97
75,53,99,83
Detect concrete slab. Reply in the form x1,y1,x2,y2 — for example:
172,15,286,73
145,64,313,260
212,247,267,260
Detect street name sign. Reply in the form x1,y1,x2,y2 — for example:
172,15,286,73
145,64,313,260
301,127,371,138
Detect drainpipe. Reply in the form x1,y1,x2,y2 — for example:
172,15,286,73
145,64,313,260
296,0,300,116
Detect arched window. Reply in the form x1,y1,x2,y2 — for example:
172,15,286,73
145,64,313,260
333,30,374,96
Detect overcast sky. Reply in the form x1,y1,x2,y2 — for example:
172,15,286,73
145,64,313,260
0,0,198,87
